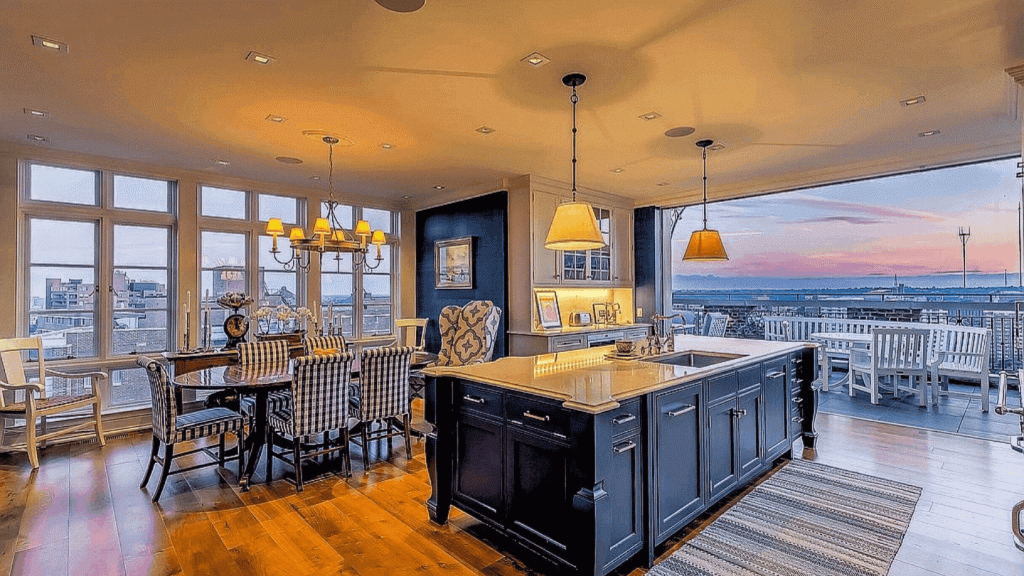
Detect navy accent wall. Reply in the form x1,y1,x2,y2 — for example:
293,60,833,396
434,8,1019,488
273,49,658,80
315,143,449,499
634,206,664,323
416,191,508,359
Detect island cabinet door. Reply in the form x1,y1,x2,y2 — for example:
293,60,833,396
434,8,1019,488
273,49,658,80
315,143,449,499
763,357,791,461
603,429,644,571
653,382,705,544
706,395,738,504
453,413,505,521
735,385,764,485
505,426,573,560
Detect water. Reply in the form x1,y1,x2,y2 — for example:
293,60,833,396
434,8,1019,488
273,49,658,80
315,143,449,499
673,273,1024,293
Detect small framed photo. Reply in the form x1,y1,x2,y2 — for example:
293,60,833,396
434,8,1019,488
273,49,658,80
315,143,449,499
435,236,473,289
592,303,608,325
535,290,562,329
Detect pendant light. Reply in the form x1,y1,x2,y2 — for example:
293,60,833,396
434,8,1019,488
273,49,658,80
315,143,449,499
544,73,607,251
682,139,729,261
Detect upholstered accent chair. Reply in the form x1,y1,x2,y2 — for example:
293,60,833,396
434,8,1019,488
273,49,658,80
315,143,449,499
237,340,292,415
266,352,355,491
137,357,245,501
349,346,415,473
436,300,502,367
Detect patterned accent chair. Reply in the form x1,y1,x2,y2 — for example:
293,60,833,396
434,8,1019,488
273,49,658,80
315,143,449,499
350,346,415,473
303,335,349,355
137,357,245,501
266,352,355,491
436,300,502,367
237,340,292,416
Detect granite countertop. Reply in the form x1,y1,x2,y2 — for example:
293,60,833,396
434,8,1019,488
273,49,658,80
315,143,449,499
507,323,652,337
422,335,814,414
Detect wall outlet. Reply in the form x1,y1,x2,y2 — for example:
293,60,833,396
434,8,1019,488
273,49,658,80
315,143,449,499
636,307,643,318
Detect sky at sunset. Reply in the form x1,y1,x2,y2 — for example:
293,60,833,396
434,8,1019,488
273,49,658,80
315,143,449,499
671,157,1022,279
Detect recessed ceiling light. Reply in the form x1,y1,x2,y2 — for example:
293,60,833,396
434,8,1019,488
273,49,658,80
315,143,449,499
520,52,550,67
655,181,671,187
475,126,495,134
214,159,230,166
27,134,47,143
379,143,395,149
265,114,287,123
665,126,696,138
611,168,625,173
245,51,275,65
301,130,354,146
900,96,926,107
709,143,725,151
639,111,661,121
24,108,48,118
918,130,940,138
374,0,425,12
433,185,445,190
275,156,303,164
402,195,411,199
310,175,321,180
32,35,67,53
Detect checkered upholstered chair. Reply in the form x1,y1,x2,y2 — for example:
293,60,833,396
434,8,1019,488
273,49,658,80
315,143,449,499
436,301,502,367
137,357,245,501
266,352,354,491
303,335,349,355
350,346,415,473
237,340,292,416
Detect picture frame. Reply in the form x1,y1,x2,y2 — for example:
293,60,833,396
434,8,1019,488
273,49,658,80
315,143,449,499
592,302,608,325
535,290,562,329
435,236,474,289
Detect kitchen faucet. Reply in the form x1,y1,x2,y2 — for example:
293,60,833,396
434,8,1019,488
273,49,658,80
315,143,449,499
649,313,682,354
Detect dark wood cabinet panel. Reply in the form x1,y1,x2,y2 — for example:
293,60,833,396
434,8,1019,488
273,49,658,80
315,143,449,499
605,431,644,568
736,386,763,484
453,413,504,518
506,427,573,557
763,358,790,460
653,383,704,544
707,397,738,502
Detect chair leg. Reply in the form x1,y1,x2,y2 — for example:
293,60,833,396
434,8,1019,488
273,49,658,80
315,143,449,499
93,399,106,446
152,444,174,501
266,426,275,482
917,374,926,407
403,414,412,459
343,428,352,478
293,438,303,493
40,415,47,449
237,431,245,479
982,375,990,413
387,419,394,455
140,436,160,488
870,372,880,405
360,424,370,474
218,434,226,467
25,415,39,469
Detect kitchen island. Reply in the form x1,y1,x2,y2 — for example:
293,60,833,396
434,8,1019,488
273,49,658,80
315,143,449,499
422,335,818,576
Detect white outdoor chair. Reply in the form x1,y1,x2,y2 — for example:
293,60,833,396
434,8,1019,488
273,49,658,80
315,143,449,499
703,313,729,337
850,327,932,406
928,325,991,412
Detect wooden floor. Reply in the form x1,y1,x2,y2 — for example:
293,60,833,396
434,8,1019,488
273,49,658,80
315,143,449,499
2,411,1023,576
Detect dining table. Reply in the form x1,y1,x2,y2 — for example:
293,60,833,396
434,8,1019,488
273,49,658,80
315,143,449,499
172,350,438,489
809,331,871,391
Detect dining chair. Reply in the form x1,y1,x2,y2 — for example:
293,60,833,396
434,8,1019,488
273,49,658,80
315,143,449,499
436,301,502,367
849,327,931,406
237,340,292,416
394,318,428,350
349,346,415,473
304,335,349,355
0,336,106,469
265,352,355,491
136,357,245,501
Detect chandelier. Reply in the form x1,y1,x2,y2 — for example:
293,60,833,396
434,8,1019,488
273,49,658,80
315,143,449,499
265,136,386,272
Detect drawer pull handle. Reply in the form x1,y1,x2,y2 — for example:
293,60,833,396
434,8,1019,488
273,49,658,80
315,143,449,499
523,411,551,422
667,405,696,417
732,408,747,419
765,370,785,379
613,440,637,454
792,416,803,423
612,414,636,425
462,395,486,405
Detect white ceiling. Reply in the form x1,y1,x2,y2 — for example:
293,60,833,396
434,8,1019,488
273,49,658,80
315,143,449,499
2,0,1022,209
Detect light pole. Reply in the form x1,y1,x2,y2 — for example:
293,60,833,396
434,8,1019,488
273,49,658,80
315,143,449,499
958,227,970,288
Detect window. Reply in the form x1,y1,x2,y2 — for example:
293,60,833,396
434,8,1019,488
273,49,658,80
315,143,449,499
114,175,170,212
259,193,298,224
29,218,97,358
201,231,247,347
202,186,247,219
29,164,97,205
113,225,169,356
363,245,393,336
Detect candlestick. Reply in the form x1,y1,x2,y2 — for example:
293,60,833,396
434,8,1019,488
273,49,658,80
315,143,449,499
182,310,191,352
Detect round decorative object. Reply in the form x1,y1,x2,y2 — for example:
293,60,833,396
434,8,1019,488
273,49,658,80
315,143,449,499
223,313,249,349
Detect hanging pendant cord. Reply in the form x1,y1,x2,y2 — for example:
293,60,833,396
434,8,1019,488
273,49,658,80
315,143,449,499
328,142,334,201
701,145,708,230
570,85,578,201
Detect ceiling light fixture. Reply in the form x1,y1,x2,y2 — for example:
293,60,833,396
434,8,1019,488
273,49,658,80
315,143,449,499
918,130,940,137
265,114,287,123
310,175,321,180
245,51,275,64
265,136,385,273
433,185,445,190
275,156,303,164
639,111,661,121
379,143,394,149
521,52,550,67
32,35,67,53
709,143,725,151
900,96,926,106
27,134,48,143
24,108,48,118
665,126,696,138
214,159,230,166
544,73,606,251
611,168,625,173
475,126,495,134
656,181,671,187
374,0,425,12
682,139,728,261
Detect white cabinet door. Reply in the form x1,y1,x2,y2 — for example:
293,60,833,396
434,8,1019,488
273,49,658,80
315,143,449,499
612,207,633,286
532,189,563,286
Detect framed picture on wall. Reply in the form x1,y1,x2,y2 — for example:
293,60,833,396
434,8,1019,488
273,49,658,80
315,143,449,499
435,236,474,289
535,290,562,329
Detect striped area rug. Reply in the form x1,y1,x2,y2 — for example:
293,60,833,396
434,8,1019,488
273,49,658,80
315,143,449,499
649,459,921,576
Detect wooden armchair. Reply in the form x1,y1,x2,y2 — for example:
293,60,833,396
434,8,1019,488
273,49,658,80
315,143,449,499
0,336,106,468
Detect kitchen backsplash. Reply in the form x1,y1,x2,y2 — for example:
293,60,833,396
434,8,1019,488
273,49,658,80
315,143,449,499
535,287,635,329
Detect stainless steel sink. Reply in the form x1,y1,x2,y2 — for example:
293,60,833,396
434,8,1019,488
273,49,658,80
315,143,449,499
645,350,745,368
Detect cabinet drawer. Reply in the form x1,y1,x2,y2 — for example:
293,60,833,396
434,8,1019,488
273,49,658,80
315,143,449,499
623,327,649,340
737,364,761,394
608,398,642,436
506,395,571,439
707,371,738,403
549,334,587,351
591,330,625,345
455,381,503,418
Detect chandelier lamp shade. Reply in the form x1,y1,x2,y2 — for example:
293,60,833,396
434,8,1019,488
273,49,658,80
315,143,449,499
265,136,386,272
682,139,729,261
544,73,607,251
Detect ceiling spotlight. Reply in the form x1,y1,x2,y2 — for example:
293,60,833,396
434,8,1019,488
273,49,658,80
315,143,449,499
402,195,411,199
275,156,303,164
265,114,287,123
665,126,696,138
24,108,48,118
379,143,395,149
27,134,48,142
245,51,275,64
918,130,940,138
433,185,445,190
611,168,625,173
900,96,926,107
709,143,725,151
639,111,661,121
214,159,230,166
656,181,671,187
310,175,321,180
32,35,67,53
520,52,550,67
476,126,495,134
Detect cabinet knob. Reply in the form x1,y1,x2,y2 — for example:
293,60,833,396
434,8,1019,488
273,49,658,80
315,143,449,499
731,408,747,419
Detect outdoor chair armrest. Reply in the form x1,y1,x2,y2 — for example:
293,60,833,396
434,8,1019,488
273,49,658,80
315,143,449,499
48,369,107,381
0,379,44,393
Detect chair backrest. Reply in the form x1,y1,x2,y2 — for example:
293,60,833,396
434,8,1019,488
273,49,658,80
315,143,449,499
930,324,990,369
238,339,289,365
436,301,502,367
289,352,354,437
0,337,44,407
303,335,348,355
764,319,792,342
872,328,930,371
359,346,414,421
704,313,729,337
137,356,175,444
395,318,428,350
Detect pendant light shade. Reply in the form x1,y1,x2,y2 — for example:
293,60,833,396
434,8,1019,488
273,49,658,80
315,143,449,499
683,139,729,261
545,73,607,251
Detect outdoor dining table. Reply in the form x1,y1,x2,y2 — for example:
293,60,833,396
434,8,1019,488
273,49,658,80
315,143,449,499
809,332,871,391
172,350,438,489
